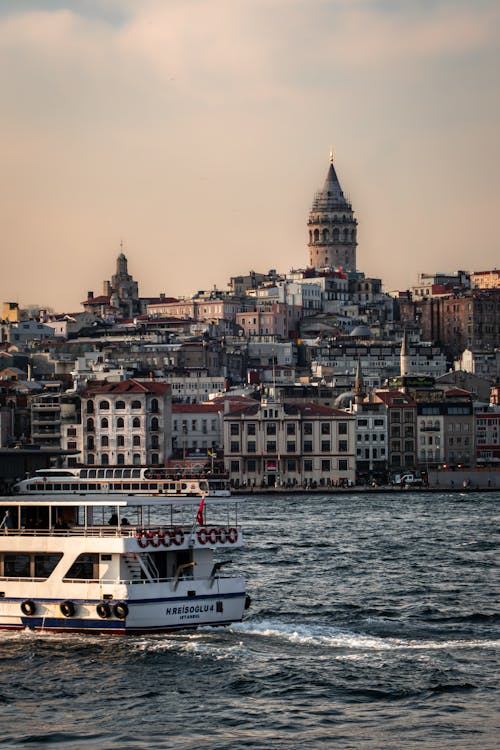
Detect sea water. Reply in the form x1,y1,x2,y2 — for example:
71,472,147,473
0,491,498,749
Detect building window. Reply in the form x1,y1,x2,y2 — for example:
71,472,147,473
304,459,313,472
117,454,125,465
151,436,159,449
151,453,159,465
117,417,124,429
151,417,159,431
101,435,109,447
101,417,108,429
86,400,94,414
230,460,240,473
287,459,296,472
87,453,95,464
86,418,94,432
338,422,348,435
132,417,141,429
304,423,313,435
266,441,276,452
287,423,296,435
338,440,348,452
116,400,125,410
133,435,141,447
99,400,110,410
247,459,256,473
133,453,141,465
230,423,239,436
247,441,256,453
304,440,313,453
321,423,331,435
247,423,256,435
131,400,141,410
101,453,109,465
338,459,348,471
321,440,331,452
87,436,94,450
321,459,330,472
266,423,277,435
230,441,240,452
286,441,296,453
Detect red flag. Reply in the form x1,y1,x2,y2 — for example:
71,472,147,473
196,497,205,526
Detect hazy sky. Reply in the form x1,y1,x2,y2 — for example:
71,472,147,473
1,0,499,312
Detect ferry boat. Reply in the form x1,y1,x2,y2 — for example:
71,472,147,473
13,467,231,498
0,488,249,634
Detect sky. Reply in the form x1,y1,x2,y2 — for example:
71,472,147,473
1,0,499,312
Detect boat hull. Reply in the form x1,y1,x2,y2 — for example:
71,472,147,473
0,590,247,635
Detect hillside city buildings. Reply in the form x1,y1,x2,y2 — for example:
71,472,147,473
1,154,499,488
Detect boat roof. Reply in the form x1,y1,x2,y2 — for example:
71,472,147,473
0,494,237,508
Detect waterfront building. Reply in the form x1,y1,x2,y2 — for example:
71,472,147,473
475,412,500,464
372,390,417,473
223,396,355,488
81,379,172,466
172,402,224,458
308,153,357,272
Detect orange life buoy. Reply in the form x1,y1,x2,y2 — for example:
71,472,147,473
137,531,149,548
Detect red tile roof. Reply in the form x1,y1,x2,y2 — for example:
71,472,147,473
83,378,171,396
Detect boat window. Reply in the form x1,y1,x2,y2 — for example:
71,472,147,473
140,483,149,490
115,484,122,490
34,553,63,578
97,470,105,478
132,469,140,478
123,470,131,478
131,483,140,490
123,483,130,490
62,483,71,491
3,554,30,577
45,484,53,491
80,470,88,479
114,469,123,478
105,469,113,478
150,483,158,490
88,470,96,478
63,553,99,581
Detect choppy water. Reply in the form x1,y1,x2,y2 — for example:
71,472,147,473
0,491,499,749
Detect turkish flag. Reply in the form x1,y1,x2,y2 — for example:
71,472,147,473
196,497,205,526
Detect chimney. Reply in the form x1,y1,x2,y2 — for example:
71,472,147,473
88,291,94,300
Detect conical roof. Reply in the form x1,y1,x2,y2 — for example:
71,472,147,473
311,160,350,211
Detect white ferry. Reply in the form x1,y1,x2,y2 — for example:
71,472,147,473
0,489,249,634
13,467,231,498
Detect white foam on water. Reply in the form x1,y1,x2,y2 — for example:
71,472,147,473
230,619,500,652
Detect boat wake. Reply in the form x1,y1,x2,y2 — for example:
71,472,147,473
230,618,500,652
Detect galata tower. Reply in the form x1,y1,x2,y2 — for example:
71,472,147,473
308,152,357,272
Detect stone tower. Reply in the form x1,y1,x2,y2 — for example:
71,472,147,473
308,152,357,272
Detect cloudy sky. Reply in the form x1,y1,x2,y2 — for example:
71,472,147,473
1,0,499,311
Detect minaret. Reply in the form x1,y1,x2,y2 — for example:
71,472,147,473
308,150,357,272
353,356,366,406
400,330,410,377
